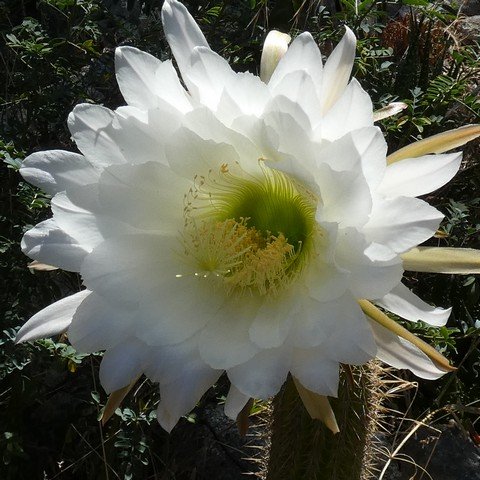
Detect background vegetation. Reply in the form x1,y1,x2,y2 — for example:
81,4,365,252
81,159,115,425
1,0,479,478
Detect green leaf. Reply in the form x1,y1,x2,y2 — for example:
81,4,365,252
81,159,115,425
402,0,429,6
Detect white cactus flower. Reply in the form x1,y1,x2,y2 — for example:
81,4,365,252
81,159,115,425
17,0,480,432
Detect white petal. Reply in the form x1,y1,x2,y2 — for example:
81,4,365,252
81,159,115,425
214,88,247,127
115,46,160,108
97,161,189,233
199,295,261,370
165,125,241,180
377,283,451,326
136,276,224,347
364,242,398,262
228,346,291,398
81,234,220,347
335,227,403,299
290,293,338,348
224,384,250,420
21,218,89,272
316,293,376,364
306,259,349,303
112,106,180,165
115,47,191,112
268,150,319,196
146,338,219,433
268,32,323,90
305,225,349,303
364,197,444,253
20,150,99,195
317,127,387,190
68,104,125,166
51,192,105,251
53,182,138,245
71,105,178,168
248,288,299,348
181,107,261,169
161,0,209,79
144,336,200,384
185,46,235,109
218,71,270,121
321,26,356,112
315,163,372,228
262,104,315,164
264,93,312,134
100,338,147,393
271,70,322,127
229,114,270,157
378,153,462,198
68,292,135,353
291,348,339,396
16,290,91,343
369,320,449,380
156,365,221,432
319,79,374,141
153,61,192,112
80,234,178,306
260,30,291,83
293,292,377,364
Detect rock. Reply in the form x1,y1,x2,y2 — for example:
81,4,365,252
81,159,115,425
165,400,268,479
376,423,480,480
456,15,480,43
460,0,480,16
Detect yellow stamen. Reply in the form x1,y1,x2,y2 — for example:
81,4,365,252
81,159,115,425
182,219,256,276
183,218,299,296
226,232,295,296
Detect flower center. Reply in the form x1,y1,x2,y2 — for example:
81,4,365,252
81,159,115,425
182,164,317,296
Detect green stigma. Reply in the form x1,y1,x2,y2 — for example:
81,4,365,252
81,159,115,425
182,164,318,296
219,170,315,252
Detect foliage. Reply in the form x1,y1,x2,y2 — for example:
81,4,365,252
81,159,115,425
1,0,479,478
